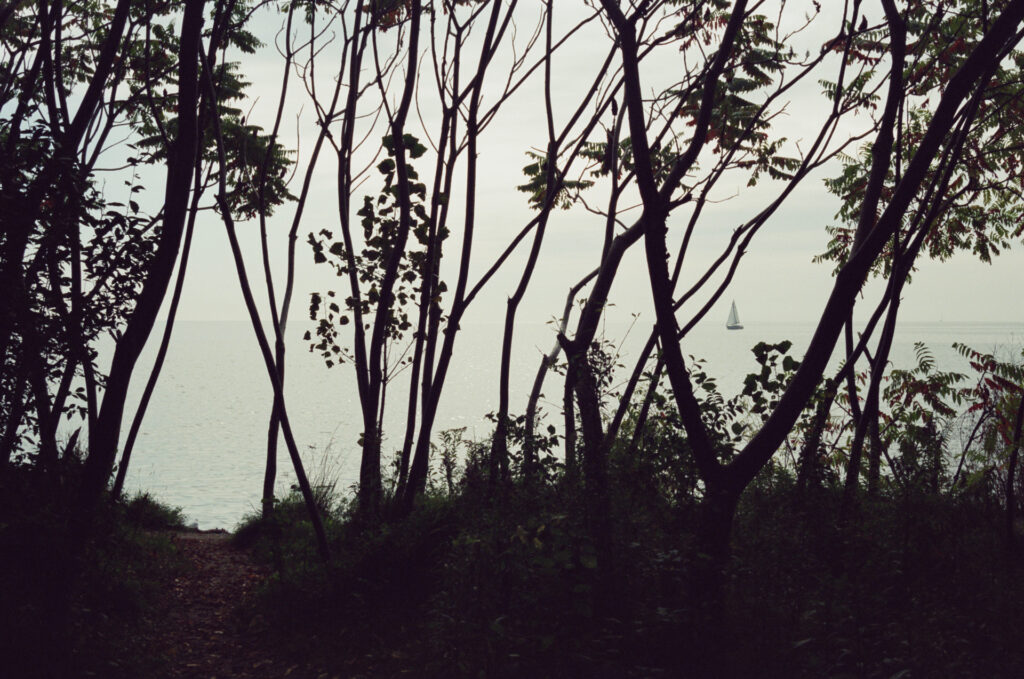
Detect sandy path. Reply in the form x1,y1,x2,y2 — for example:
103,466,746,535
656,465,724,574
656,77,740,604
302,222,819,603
148,532,327,679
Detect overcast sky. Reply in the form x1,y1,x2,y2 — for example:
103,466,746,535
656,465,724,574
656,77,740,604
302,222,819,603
160,1,1024,331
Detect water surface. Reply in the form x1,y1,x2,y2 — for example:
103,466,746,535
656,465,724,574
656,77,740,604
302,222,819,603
107,320,1024,528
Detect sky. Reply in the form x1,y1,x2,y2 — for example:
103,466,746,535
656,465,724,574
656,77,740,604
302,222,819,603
157,1,1024,332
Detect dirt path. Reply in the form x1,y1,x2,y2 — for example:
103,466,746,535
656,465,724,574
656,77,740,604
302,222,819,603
148,532,327,679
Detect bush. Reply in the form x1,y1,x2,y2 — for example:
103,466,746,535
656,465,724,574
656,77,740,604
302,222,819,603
121,491,188,530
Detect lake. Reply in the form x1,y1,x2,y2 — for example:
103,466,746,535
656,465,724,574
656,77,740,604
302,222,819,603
108,319,1024,528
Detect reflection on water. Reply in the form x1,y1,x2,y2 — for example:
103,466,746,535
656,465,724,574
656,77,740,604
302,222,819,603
95,320,1024,528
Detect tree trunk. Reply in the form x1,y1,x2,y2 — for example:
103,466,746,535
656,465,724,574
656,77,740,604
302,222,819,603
112,164,202,499
200,34,332,563
1004,395,1024,553
866,251,904,496
625,353,664,459
401,0,511,512
522,269,597,479
690,482,741,672
796,379,838,498
562,360,578,479
491,2,561,483
607,331,657,447
262,373,282,517
256,2,298,520
0,372,27,466
564,335,614,610
50,5,205,675
79,0,205,511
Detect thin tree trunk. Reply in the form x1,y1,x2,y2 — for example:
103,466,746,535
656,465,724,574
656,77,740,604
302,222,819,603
112,163,203,499
523,268,596,479
255,3,298,519
402,0,513,510
842,314,864,429
397,95,458,497
952,407,990,487
863,251,904,497
79,0,205,510
608,331,657,448
0,372,28,466
842,319,891,504
491,2,557,485
201,43,332,563
491,173,558,484
1004,395,1024,553
796,379,838,497
625,354,664,459
333,2,373,510
562,360,578,479
359,2,423,514
263,3,350,515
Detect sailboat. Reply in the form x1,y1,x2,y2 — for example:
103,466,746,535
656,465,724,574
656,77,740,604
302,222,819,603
726,300,743,330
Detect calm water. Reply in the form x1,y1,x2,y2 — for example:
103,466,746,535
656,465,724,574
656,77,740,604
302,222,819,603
103,320,1024,528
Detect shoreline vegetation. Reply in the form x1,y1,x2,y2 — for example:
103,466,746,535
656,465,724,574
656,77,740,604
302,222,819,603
6,401,1024,678
5,330,1024,677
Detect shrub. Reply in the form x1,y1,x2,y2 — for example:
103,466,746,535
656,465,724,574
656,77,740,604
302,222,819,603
121,491,188,530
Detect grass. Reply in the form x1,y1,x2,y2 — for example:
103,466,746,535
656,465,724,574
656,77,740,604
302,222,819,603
121,491,189,530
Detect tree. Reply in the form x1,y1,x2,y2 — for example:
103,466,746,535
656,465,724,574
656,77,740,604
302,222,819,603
497,1,1024,637
636,0,1024,609
0,1,330,560
815,1,1024,500
297,0,598,515
291,2,1024,600
1,0,150,469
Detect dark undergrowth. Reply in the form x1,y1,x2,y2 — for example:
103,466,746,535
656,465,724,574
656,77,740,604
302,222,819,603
5,452,1023,677
0,462,188,679
234,458,1024,679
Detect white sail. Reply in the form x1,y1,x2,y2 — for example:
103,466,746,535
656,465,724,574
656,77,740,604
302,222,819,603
726,300,743,329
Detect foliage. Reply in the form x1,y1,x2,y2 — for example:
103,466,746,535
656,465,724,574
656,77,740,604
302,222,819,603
136,57,296,220
307,134,435,367
122,491,189,531
649,341,803,461
0,0,291,466
817,1,1024,274
237,397,1024,677
517,150,594,209
579,136,683,184
676,6,799,176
